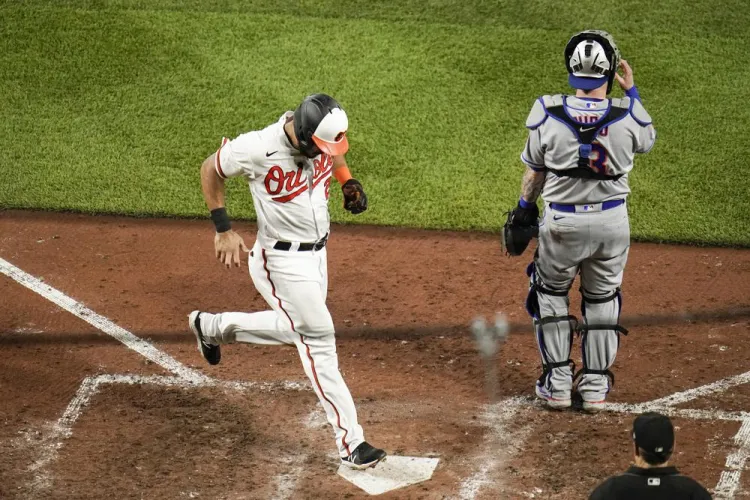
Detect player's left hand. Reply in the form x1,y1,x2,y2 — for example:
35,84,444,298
615,59,634,91
342,179,368,214
501,201,539,256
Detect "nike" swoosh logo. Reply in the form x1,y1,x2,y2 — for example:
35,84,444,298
580,127,596,132
553,215,565,220
265,151,278,157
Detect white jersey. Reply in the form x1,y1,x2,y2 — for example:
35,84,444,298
216,112,333,244
521,95,656,204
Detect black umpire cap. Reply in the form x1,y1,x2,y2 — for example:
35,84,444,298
633,412,675,463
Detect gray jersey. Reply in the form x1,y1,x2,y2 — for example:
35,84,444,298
521,95,656,204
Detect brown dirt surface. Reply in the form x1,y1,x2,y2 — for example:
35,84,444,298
1,210,749,499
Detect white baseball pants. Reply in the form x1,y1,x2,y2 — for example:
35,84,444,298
200,239,364,457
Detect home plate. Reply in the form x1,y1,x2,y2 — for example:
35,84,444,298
337,456,440,495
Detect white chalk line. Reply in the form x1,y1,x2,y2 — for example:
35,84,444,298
493,388,750,497
271,458,306,500
95,373,308,392
269,409,319,500
23,373,310,495
25,376,101,493
601,401,749,422
1,256,315,495
5,254,750,496
456,397,532,500
646,370,750,409
715,419,750,499
0,257,208,384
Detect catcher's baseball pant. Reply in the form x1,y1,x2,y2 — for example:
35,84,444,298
534,201,630,401
201,239,364,457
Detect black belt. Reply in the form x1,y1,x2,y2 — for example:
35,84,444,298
273,235,327,252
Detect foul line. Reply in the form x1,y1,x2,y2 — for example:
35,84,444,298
0,257,208,384
645,370,750,409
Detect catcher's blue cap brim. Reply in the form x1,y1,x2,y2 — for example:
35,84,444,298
569,74,607,90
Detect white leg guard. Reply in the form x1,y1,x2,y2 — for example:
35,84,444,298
526,264,576,400
577,288,628,402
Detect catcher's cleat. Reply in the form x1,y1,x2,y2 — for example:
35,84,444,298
581,399,607,413
535,384,572,410
188,310,221,365
341,442,387,470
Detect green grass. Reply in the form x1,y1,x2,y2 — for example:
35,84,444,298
1,1,749,245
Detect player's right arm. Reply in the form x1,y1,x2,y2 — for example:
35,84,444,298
200,152,227,211
519,98,547,206
520,166,546,204
200,138,252,269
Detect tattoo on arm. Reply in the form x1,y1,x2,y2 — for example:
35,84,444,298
520,167,546,203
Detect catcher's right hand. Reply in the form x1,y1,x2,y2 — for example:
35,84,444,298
342,179,368,214
501,201,539,256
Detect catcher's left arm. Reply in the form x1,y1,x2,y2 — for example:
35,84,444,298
501,166,545,256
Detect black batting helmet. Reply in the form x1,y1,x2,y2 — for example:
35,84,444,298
293,94,349,158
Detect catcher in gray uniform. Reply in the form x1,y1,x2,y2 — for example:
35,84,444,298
502,30,656,411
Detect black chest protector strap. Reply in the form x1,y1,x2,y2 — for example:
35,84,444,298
545,99,629,181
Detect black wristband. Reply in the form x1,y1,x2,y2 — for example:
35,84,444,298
210,207,231,233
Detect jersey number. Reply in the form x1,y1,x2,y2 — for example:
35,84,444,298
589,141,609,174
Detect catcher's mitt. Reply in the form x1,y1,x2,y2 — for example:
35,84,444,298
501,202,539,256
342,179,368,214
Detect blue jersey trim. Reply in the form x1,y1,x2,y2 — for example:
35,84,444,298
629,98,653,127
638,128,657,153
542,97,634,144
520,152,546,170
525,97,549,129
630,114,651,127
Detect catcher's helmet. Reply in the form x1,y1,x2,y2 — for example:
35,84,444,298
564,30,621,94
293,93,349,158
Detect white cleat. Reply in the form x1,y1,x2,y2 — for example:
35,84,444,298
535,384,572,410
581,399,607,413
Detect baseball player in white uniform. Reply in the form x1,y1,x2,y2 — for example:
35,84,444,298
502,31,656,411
189,94,386,469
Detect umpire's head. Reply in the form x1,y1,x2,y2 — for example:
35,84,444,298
632,412,675,466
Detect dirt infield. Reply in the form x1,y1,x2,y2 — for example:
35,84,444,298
1,210,749,499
